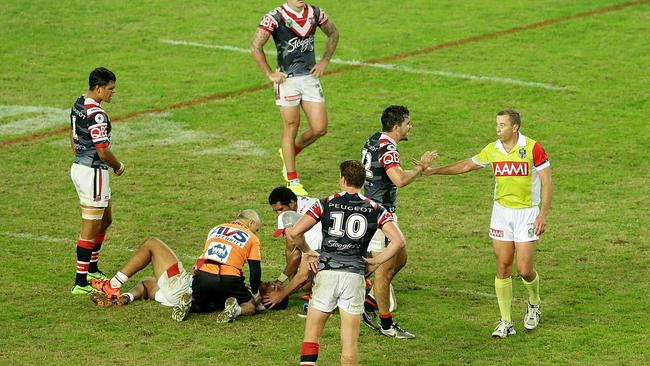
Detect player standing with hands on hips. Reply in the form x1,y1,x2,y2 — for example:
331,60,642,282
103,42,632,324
418,109,552,338
251,0,339,196
69,67,125,294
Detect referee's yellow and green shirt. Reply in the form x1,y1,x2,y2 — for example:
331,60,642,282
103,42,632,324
472,133,550,209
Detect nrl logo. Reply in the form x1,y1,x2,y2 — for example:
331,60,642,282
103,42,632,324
519,148,526,159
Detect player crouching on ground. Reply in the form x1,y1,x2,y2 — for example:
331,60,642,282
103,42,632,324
90,236,193,322
264,187,323,313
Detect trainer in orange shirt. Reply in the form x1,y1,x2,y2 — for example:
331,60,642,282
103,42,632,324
191,209,264,323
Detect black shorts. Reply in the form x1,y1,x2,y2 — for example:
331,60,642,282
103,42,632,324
191,270,252,313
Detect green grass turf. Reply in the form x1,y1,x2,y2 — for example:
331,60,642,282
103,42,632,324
1,0,648,364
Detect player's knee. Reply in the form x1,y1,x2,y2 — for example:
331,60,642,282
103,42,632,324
144,236,162,247
496,264,512,278
313,126,327,137
517,268,535,281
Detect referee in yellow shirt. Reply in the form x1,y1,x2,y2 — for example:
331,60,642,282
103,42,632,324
420,109,552,338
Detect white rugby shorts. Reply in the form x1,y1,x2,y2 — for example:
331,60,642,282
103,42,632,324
274,74,324,107
154,263,192,307
489,201,540,242
309,270,365,315
367,213,398,253
70,163,111,207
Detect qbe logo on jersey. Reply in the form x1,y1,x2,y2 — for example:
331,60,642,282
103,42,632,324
89,123,108,140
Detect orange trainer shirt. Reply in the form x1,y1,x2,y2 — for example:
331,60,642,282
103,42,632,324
194,221,261,276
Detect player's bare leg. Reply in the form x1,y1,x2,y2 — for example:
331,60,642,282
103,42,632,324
280,106,301,174
91,237,179,298
296,100,328,149
279,106,308,195
373,246,406,314
239,298,257,316
514,241,536,282
127,277,159,302
300,307,330,365
339,310,361,366
372,247,414,338
119,237,179,279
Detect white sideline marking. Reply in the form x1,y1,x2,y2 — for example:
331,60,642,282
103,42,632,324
0,232,68,243
48,112,206,148
0,105,68,136
196,140,267,156
160,38,575,91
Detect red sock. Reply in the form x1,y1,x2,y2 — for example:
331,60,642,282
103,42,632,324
90,231,105,273
287,171,299,181
300,341,319,365
294,144,302,155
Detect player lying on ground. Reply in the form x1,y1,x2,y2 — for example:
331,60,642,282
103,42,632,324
91,235,288,322
90,236,193,322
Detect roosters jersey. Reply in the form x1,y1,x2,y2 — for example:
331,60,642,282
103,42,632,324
305,192,394,275
258,3,328,76
70,96,112,168
472,133,550,208
362,132,400,212
275,196,323,251
195,221,261,277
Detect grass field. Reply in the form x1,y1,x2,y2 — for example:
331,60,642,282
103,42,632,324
1,0,649,364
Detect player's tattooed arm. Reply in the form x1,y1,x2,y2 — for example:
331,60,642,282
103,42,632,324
320,21,339,61
251,28,287,83
251,27,271,55
311,21,339,78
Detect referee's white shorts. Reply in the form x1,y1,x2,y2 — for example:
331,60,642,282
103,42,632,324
489,201,540,243
310,271,365,315
71,163,111,208
274,74,324,107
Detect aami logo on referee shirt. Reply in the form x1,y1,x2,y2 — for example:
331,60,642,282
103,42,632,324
493,162,528,176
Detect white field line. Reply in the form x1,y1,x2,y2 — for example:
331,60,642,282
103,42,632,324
2,230,503,299
195,140,267,156
0,105,68,136
160,38,575,91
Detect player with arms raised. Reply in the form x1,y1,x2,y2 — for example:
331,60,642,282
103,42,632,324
361,105,437,338
286,160,407,366
251,0,339,196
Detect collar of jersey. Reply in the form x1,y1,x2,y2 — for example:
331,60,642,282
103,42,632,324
379,133,397,146
494,133,526,155
84,97,100,107
282,2,306,18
